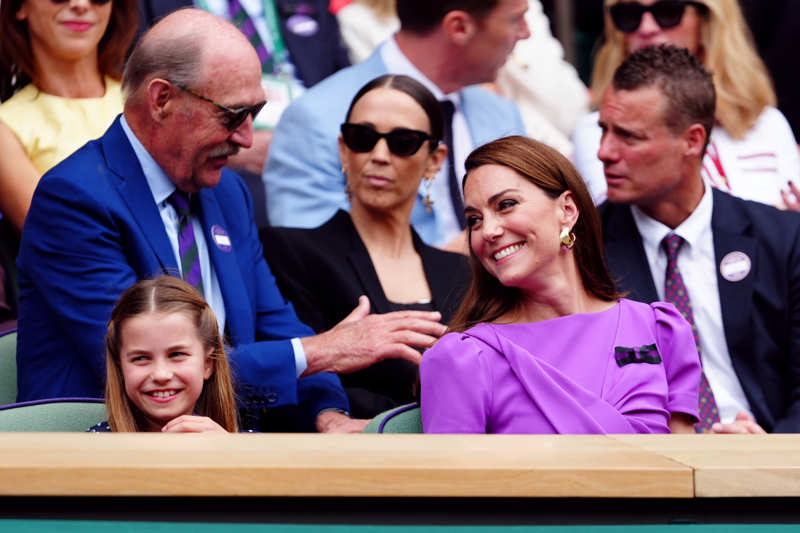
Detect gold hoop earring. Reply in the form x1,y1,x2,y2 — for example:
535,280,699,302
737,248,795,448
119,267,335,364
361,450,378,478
560,227,576,250
422,175,435,213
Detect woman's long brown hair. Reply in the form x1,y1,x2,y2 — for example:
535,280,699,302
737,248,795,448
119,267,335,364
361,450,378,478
448,136,621,333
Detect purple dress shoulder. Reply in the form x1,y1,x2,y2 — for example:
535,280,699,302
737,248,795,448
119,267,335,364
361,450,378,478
420,299,701,434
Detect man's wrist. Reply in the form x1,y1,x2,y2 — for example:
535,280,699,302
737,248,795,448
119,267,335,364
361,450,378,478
317,407,351,417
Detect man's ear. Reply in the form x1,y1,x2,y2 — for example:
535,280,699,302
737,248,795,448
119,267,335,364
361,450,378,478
146,78,174,122
684,123,707,159
442,10,477,46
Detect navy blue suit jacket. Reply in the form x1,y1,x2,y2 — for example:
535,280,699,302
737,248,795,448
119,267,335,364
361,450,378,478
138,0,349,88
601,189,800,432
16,117,348,422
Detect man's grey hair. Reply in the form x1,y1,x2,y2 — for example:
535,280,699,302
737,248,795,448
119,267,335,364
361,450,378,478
122,29,203,102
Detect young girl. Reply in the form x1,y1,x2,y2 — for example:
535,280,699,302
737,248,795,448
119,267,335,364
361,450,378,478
91,276,238,432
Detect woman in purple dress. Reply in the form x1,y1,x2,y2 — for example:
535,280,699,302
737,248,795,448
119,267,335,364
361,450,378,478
420,136,701,434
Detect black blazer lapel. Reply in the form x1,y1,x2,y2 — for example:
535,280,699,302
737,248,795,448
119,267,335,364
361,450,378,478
103,118,177,275
601,203,660,302
710,190,767,422
417,240,451,306
336,213,391,314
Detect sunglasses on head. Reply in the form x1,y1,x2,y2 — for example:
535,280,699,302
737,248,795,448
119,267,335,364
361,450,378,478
340,123,437,157
172,83,267,131
609,1,706,33
51,0,112,4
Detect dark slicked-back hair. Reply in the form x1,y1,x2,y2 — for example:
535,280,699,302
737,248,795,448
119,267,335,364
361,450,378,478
612,45,716,150
448,136,621,333
345,74,443,145
0,0,139,101
397,0,500,35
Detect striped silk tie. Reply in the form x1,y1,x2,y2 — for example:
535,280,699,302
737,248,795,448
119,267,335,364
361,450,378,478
168,191,204,296
228,0,273,72
661,233,720,432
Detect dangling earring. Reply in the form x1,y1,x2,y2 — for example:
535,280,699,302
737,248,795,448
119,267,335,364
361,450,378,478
342,166,353,201
560,227,576,249
422,175,435,213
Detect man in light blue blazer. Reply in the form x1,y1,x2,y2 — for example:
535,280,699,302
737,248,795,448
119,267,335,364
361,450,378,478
264,0,530,247
16,10,445,432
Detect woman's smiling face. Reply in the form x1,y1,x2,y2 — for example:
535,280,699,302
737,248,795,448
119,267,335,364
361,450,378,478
464,164,574,292
16,0,112,65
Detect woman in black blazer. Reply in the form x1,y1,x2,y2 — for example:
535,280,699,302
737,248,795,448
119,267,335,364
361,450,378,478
261,74,471,419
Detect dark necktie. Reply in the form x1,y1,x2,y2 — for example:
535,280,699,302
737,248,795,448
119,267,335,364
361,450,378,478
440,100,466,230
662,233,720,432
228,0,272,71
168,191,204,297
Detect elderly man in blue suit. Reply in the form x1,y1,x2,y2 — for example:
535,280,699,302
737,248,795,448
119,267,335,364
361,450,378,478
137,0,350,182
16,9,445,432
264,0,530,250
598,45,800,434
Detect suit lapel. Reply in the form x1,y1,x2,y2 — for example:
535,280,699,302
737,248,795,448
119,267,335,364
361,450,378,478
197,186,254,341
103,117,177,274
460,87,497,148
336,212,391,314
601,203,660,302
414,231,451,308
710,190,766,420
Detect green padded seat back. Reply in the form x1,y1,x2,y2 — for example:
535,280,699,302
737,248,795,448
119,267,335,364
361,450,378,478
0,400,107,431
363,403,423,433
0,331,17,406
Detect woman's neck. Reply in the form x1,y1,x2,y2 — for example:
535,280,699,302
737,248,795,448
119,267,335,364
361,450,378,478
32,49,105,98
349,203,415,257
502,257,613,323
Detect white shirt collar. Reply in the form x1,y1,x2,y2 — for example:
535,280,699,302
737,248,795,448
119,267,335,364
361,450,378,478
379,36,462,106
631,182,713,251
120,114,176,205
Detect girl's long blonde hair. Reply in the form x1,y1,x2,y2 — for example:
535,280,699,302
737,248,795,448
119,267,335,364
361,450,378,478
591,0,775,138
105,276,238,432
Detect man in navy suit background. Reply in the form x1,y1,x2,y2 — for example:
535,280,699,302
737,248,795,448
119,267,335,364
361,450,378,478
16,9,444,432
598,45,800,434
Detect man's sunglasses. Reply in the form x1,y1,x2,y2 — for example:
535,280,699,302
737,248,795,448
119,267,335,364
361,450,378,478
51,0,111,4
340,123,438,157
173,83,267,131
609,1,707,33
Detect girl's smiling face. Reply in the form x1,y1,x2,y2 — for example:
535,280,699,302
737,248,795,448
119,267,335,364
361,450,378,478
119,311,213,431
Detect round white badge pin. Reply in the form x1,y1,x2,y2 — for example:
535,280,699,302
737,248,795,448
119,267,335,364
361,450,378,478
211,225,232,252
719,251,751,282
